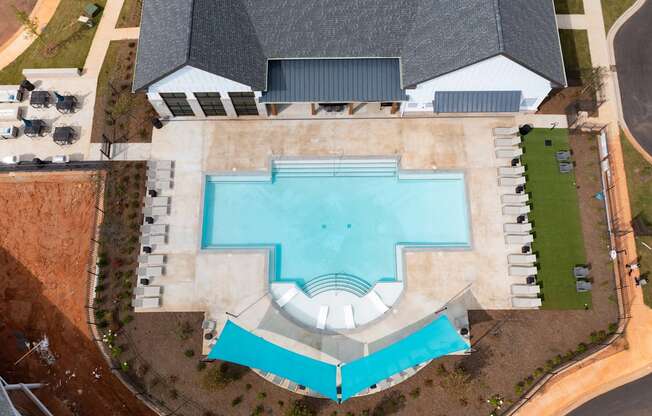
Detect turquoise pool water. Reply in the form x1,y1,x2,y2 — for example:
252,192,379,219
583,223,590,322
201,172,470,284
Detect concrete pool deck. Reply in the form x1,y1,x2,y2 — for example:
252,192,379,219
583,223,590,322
143,117,526,361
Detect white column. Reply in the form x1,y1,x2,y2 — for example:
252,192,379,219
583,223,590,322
186,93,205,118
221,97,238,118
147,92,173,119
254,91,268,117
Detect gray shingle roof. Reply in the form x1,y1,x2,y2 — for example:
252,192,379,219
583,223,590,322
134,0,566,92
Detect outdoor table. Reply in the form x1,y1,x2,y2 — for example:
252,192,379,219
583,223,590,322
30,91,50,108
53,127,75,145
23,120,46,137
56,95,77,113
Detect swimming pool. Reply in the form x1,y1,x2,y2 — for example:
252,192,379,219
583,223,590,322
201,168,471,285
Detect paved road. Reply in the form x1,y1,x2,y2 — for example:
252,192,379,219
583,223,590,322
614,0,652,156
568,372,652,416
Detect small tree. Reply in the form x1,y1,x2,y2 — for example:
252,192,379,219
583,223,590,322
11,5,43,44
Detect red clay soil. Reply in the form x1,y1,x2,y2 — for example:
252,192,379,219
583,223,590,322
0,171,153,416
0,0,37,46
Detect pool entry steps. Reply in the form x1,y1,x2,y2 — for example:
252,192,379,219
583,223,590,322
302,273,373,297
271,157,399,177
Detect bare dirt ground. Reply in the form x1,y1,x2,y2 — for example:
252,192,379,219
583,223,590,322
0,0,37,46
0,171,153,416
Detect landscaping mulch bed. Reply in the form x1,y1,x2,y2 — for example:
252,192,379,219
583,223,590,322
100,132,621,416
0,171,153,416
90,40,155,143
117,0,143,28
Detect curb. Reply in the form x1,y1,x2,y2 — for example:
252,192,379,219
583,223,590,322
606,0,652,164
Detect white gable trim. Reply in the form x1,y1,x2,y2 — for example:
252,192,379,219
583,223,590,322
148,65,253,95
405,55,554,112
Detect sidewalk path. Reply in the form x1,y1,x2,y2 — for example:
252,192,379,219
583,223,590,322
0,0,61,71
516,1,651,414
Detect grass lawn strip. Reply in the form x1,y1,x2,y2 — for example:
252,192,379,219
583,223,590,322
601,0,637,33
0,0,107,84
116,0,142,28
558,29,593,85
554,0,585,14
523,129,590,309
620,132,652,307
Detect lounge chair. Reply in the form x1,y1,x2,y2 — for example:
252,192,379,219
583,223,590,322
509,265,538,277
132,297,160,309
574,266,590,279
505,234,534,244
138,266,164,277
511,296,542,309
141,234,167,245
508,254,537,265
144,196,170,207
511,284,541,296
504,223,532,233
494,127,519,136
147,160,173,170
559,162,573,173
134,286,161,297
316,305,328,330
499,176,526,187
147,180,173,191
148,169,172,181
276,286,299,307
138,254,166,265
367,290,389,313
343,305,355,329
503,205,531,215
576,281,592,292
502,194,529,204
556,150,571,161
498,166,526,176
496,147,523,159
495,136,521,147
140,224,167,234
143,206,168,216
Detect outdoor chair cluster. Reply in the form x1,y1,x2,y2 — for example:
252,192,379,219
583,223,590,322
494,126,541,309
134,160,175,309
556,149,574,173
0,80,80,147
573,265,593,292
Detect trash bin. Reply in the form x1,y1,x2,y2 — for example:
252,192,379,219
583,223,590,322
20,79,35,91
151,117,163,129
519,124,534,136
84,3,101,17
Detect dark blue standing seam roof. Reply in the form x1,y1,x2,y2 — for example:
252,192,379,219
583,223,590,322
260,59,407,103
435,91,522,113
207,321,338,400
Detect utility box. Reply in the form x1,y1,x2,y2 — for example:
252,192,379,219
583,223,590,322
84,3,101,17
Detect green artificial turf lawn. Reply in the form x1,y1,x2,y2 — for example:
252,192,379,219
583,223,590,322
522,129,590,309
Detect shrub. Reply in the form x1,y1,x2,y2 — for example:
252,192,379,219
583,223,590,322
231,396,243,407
251,405,264,416
120,361,129,372
598,330,607,341
246,383,252,390
184,349,195,358
95,284,106,292
257,392,267,400
201,363,236,390
111,346,123,358
608,322,618,334
197,361,207,371
590,331,598,343
533,367,544,378
169,389,179,400
408,387,420,398
424,378,434,387
94,309,107,320
436,364,448,376
514,382,524,395
98,320,109,328
121,315,133,325
576,342,588,354
286,400,315,416
372,391,406,416
278,400,284,407
177,321,194,340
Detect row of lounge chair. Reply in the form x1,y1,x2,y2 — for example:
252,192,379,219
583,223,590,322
133,160,176,308
494,126,542,309
574,265,593,292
